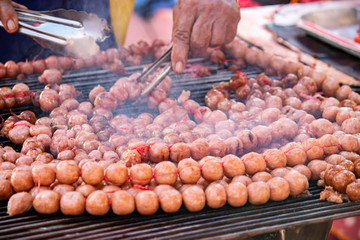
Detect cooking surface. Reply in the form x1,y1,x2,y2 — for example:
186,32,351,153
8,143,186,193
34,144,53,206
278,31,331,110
1,61,360,239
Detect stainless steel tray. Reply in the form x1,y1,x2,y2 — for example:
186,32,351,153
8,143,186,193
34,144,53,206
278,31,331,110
297,7,360,58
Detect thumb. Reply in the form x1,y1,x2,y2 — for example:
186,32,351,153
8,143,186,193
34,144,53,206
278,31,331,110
0,0,19,33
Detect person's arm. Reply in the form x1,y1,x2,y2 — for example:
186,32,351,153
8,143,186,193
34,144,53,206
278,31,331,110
171,0,240,73
0,0,27,33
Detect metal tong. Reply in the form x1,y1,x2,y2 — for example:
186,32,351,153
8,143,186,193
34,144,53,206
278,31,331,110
0,8,111,58
138,45,173,96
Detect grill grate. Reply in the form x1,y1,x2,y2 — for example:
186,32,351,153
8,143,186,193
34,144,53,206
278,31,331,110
0,62,360,239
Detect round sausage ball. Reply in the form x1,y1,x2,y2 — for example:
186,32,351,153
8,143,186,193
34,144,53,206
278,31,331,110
181,185,206,212
135,190,159,215
111,190,135,215
247,181,270,205
240,152,266,175
0,179,13,200
32,164,56,186
130,163,153,186
178,158,201,184
56,160,79,185
267,177,290,201
205,182,227,209
309,119,335,138
283,170,309,197
263,149,287,170
60,191,85,216
200,156,223,182
81,161,104,186
307,160,328,180
222,154,245,178
226,181,248,207
346,179,360,201
33,190,60,214
158,188,182,213
105,163,128,186
154,161,177,185
86,190,110,216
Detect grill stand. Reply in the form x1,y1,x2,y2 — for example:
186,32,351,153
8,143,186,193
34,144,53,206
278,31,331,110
243,220,332,240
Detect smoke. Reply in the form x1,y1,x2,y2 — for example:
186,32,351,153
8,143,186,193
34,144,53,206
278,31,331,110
65,0,117,50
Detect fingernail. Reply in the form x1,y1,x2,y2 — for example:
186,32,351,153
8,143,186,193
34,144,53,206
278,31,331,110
174,61,183,73
7,19,15,32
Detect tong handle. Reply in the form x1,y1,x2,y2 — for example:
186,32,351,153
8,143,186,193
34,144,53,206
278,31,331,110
0,18,68,46
15,8,82,28
19,21,68,45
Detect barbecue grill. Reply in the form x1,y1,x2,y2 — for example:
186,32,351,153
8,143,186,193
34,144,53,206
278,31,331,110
1,61,359,240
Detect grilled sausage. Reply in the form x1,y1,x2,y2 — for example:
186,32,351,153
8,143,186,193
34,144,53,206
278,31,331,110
11,167,34,192
226,181,248,207
32,164,56,186
346,179,360,201
130,163,153,185
222,154,245,178
263,149,287,170
81,161,104,186
7,192,33,216
135,190,159,215
86,190,110,216
105,163,128,186
158,188,182,213
247,181,270,205
181,185,206,212
111,190,135,215
154,161,177,185
56,160,79,185
0,179,13,200
60,191,85,216
33,190,60,214
240,152,266,175
283,170,309,197
200,156,223,182
267,177,290,201
76,184,96,198
178,158,201,184
205,182,227,209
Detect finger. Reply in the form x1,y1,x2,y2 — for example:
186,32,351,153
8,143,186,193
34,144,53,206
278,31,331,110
171,3,195,73
0,0,18,33
209,20,226,47
12,2,28,10
224,5,241,44
190,16,212,57
224,21,239,44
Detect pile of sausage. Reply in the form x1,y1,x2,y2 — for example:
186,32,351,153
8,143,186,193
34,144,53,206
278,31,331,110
88,72,172,111
3,156,310,216
0,40,173,114
0,40,170,80
1,37,360,217
0,83,32,110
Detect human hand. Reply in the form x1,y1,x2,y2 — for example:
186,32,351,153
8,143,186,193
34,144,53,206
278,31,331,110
171,0,240,73
0,0,27,33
